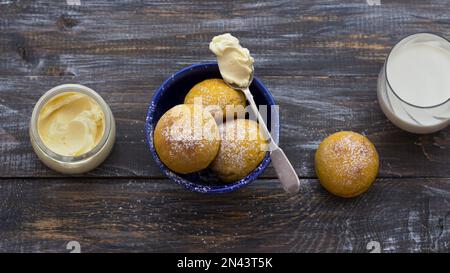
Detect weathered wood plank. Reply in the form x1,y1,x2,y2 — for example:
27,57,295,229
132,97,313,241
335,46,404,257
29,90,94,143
0,0,450,254
0,75,449,178
1,0,449,178
0,178,449,253
0,0,449,78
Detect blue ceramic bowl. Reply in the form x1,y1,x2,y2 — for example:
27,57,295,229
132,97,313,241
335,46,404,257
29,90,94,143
145,62,279,193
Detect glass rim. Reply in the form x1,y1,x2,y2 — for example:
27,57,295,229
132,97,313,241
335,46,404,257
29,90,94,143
385,32,450,109
30,84,112,163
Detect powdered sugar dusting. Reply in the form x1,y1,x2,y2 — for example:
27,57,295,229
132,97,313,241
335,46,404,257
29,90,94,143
319,132,378,189
154,104,220,172
160,105,219,155
211,119,268,181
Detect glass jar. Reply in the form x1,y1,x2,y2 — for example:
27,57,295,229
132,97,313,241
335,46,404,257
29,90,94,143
30,84,116,174
377,33,450,134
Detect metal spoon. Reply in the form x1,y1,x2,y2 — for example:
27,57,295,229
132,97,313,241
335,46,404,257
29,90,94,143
224,68,300,194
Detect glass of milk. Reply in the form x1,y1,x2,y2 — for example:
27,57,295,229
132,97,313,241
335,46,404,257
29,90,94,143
378,33,450,134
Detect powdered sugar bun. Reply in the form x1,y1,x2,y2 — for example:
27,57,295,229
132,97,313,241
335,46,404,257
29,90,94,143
154,104,220,174
211,119,269,182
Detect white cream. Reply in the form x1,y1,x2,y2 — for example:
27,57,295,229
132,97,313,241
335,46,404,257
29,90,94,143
209,33,254,87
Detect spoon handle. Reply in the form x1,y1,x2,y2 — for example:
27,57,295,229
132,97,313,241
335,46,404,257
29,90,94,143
242,88,300,194
270,147,300,194
242,88,273,145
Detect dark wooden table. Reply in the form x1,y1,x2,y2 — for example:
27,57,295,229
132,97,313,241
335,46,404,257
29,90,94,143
0,0,449,253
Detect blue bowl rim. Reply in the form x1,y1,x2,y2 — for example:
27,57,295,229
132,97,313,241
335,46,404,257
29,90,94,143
144,61,279,193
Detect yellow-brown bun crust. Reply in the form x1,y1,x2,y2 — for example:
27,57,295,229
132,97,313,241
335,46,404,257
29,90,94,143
315,131,379,198
210,119,268,183
184,79,246,119
154,104,220,174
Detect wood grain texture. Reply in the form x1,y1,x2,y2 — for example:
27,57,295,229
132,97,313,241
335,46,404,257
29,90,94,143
1,0,450,78
0,75,449,178
0,178,449,253
0,0,450,252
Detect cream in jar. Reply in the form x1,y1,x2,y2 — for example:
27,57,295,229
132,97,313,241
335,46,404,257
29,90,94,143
30,84,115,174
38,92,105,157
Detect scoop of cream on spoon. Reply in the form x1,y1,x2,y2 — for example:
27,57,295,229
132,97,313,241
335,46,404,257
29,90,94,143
210,33,300,194
209,33,254,88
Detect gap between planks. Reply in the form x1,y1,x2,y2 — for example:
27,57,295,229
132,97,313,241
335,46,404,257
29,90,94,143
0,176,449,182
